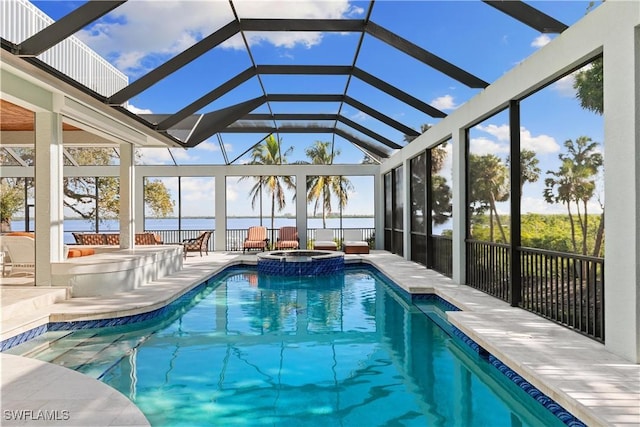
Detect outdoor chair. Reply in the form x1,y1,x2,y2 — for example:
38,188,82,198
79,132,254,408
342,229,369,254
0,235,35,277
275,226,299,250
243,226,268,253
313,228,337,251
182,231,212,259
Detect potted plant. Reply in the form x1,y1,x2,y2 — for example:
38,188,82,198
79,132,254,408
0,181,24,233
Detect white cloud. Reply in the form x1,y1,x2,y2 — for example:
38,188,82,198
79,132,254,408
468,137,508,156
126,103,153,114
552,73,576,97
521,195,603,215
168,147,194,162
521,196,566,215
531,34,551,49
474,124,560,154
476,124,510,142
79,0,360,74
431,94,457,111
136,147,174,164
350,111,370,122
181,177,216,201
197,141,220,152
520,128,559,154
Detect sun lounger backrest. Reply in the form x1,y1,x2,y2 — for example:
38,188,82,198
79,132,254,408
278,226,298,241
343,229,363,242
247,226,267,241
315,229,334,241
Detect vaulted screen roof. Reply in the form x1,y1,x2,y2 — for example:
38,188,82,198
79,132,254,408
1,0,591,165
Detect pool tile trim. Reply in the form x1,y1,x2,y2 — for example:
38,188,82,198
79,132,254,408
453,327,587,427
0,264,248,352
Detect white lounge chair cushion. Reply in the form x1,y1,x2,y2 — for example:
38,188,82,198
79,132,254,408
314,240,337,248
344,241,368,247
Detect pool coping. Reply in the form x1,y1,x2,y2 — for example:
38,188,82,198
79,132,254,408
1,251,639,426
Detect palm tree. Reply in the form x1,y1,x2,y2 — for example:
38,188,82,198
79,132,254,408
431,143,452,226
544,136,603,255
305,141,353,228
507,149,541,203
469,154,510,243
241,135,295,231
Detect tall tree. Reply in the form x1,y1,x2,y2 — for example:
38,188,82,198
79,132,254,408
506,149,541,203
403,123,432,143
0,147,173,228
469,154,510,243
404,126,453,228
573,53,605,257
242,135,295,230
543,137,603,255
431,143,452,226
0,179,25,231
574,57,603,115
305,141,353,228
63,148,173,223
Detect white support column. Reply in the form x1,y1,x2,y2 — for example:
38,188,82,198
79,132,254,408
119,142,134,249
34,111,64,286
214,173,227,251
603,25,640,362
295,172,307,249
374,172,383,250
403,157,411,258
451,128,467,285
134,164,145,234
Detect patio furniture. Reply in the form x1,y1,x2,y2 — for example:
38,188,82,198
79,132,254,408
342,229,369,254
135,233,161,245
0,235,35,277
182,231,212,258
243,226,268,253
313,229,337,251
72,232,162,245
104,233,119,245
73,233,106,245
275,226,299,250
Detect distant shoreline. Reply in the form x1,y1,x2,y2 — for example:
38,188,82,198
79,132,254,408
52,215,375,221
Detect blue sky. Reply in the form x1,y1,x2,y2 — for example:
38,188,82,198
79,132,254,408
29,0,603,219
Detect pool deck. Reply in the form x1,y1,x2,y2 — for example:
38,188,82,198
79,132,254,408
1,250,639,426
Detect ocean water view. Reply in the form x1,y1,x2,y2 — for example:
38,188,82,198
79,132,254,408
9,217,375,244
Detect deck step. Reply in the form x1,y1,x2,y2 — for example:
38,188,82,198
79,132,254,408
0,287,69,322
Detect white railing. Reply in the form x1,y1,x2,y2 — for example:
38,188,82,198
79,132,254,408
1,0,128,97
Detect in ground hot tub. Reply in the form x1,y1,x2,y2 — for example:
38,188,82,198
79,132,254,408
257,250,344,276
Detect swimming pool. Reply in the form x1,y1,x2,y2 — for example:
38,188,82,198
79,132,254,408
7,267,583,426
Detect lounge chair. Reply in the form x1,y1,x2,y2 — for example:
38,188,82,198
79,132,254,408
275,226,299,250
182,231,212,259
243,226,268,253
342,229,369,254
0,235,35,277
313,228,337,251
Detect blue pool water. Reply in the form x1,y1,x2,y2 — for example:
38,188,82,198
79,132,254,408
8,268,577,426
